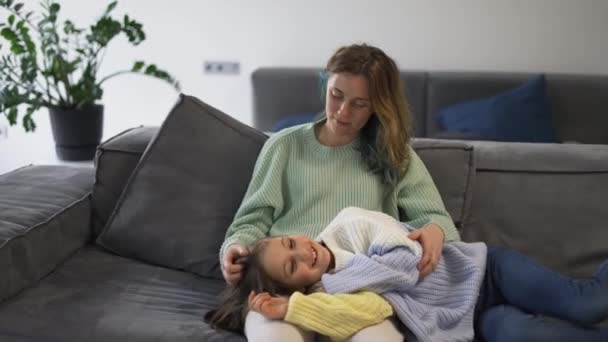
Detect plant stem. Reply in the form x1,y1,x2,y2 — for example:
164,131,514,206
49,14,72,105
98,69,134,85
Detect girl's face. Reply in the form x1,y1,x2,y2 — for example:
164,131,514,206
324,72,374,141
260,235,333,290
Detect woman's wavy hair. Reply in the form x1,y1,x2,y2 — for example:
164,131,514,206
322,43,413,185
204,239,293,334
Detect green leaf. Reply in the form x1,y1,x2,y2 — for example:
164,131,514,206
131,60,144,72
122,15,145,44
10,43,25,54
22,107,36,132
13,3,23,12
1,27,18,42
8,15,15,26
106,1,117,13
49,3,60,14
6,106,17,125
144,64,157,74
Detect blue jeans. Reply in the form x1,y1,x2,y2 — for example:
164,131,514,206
476,247,608,342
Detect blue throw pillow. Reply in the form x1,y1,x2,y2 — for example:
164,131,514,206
272,112,318,132
435,76,558,143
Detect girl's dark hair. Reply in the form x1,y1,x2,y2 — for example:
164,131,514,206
204,239,293,334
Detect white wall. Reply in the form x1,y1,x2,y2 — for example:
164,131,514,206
1,0,607,173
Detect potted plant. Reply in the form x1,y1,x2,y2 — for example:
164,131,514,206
0,0,180,160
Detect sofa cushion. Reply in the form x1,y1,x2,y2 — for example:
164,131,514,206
461,141,608,278
435,76,558,143
0,165,93,302
96,95,268,280
91,126,158,237
411,139,475,229
0,246,245,342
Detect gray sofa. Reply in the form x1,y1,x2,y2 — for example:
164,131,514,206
1,96,608,341
252,68,608,144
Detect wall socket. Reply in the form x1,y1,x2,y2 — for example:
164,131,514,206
204,61,240,75
0,124,7,139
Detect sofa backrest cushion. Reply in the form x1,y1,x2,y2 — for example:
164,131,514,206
411,139,475,229
91,126,157,237
461,141,608,278
545,74,608,144
96,95,268,280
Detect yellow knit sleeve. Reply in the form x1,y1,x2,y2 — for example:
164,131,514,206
284,291,393,342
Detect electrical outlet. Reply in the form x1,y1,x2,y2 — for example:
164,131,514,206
0,124,7,139
204,61,240,75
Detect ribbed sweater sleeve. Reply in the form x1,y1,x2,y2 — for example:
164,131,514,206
397,147,461,242
284,291,393,342
219,134,289,261
322,249,420,295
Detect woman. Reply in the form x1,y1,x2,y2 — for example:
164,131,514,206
220,43,458,341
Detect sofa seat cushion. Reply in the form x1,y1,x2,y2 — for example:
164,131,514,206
0,165,93,303
96,95,268,280
0,246,244,342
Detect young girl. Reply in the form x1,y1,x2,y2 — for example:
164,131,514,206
208,207,608,342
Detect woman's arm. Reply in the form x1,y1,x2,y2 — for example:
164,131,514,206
219,135,290,262
396,146,460,277
397,147,460,242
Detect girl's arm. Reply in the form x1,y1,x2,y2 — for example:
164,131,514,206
249,291,393,342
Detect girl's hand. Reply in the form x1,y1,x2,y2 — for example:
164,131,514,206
408,224,444,278
222,244,249,285
248,291,289,320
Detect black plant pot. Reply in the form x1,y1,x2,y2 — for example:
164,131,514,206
49,104,104,161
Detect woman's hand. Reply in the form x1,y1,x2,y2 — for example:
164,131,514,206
248,291,289,320
408,224,444,278
222,244,249,285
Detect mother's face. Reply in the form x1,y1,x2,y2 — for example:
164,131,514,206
324,72,374,139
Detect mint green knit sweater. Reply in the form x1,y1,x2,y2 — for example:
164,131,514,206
220,122,460,261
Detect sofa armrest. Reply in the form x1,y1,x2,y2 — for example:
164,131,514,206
0,165,94,302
